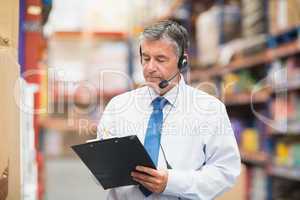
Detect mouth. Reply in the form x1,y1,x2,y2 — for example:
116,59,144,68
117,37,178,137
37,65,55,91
147,77,161,82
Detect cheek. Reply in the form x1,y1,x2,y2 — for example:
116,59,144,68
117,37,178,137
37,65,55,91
142,68,152,81
142,67,148,76
163,63,178,75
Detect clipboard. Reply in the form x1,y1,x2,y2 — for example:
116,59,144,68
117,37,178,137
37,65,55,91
71,135,156,189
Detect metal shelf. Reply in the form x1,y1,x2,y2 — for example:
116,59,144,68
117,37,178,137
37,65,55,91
269,123,300,135
51,31,128,41
52,88,126,104
240,150,269,166
191,40,300,80
270,24,300,37
269,166,300,181
272,78,300,93
39,116,98,134
224,92,270,106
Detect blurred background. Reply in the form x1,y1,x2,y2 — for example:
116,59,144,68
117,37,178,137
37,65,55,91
1,0,300,200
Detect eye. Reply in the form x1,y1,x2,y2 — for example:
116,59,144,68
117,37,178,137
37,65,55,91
157,59,166,63
156,56,168,63
142,56,150,63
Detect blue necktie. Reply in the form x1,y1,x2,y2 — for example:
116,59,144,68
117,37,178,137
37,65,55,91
139,97,168,197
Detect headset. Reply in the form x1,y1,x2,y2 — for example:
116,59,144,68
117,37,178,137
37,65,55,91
139,21,188,89
139,46,188,72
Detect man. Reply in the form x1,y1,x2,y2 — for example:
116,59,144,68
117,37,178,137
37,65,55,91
97,20,241,200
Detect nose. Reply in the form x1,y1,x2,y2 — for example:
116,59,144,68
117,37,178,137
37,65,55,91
145,59,157,73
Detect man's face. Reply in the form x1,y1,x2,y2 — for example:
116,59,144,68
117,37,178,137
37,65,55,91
141,39,179,94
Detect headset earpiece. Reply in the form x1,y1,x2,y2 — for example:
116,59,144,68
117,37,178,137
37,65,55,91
139,46,142,64
178,55,188,72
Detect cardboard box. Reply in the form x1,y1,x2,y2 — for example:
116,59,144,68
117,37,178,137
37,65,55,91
0,0,21,199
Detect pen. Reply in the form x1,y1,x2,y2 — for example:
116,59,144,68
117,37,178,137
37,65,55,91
103,128,111,139
86,128,114,143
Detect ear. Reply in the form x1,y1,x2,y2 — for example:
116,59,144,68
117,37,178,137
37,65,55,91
179,53,189,73
183,53,189,60
139,46,142,64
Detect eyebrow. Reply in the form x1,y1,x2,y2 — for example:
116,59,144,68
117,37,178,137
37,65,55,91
141,52,150,57
142,53,168,60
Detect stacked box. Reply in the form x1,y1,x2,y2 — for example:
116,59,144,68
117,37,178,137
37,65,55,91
241,0,267,37
269,0,300,34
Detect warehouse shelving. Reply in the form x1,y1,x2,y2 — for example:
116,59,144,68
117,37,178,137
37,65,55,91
184,0,300,198
39,29,131,149
33,0,300,199
51,87,126,104
270,22,300,36
240,150,268,166
269,166,300,182
269,132,300,137
224,91,270,106
190,39,300,81
142,0,184,26
272,78,300,93
51,31,128,41
38,116,98,134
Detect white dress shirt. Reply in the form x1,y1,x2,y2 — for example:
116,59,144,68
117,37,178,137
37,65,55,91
96,76,241,200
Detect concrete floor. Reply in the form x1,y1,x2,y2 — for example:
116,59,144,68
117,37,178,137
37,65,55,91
45,158,107,200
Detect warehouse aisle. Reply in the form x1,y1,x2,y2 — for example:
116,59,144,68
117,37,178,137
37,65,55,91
45,158,107,200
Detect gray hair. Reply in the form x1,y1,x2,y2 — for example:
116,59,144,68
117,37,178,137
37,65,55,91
140,20,189,58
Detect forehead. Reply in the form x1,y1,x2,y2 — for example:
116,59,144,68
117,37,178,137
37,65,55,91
141,39,177,56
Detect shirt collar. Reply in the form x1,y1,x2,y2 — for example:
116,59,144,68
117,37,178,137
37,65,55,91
147,74,185,108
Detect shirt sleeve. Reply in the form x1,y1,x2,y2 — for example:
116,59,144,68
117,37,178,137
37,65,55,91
96,97,118,140
163,103,241,200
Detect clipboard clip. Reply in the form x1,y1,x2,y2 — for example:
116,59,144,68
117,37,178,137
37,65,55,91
86,128,115,143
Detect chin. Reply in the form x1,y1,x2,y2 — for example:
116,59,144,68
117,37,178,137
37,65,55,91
145,81,160,91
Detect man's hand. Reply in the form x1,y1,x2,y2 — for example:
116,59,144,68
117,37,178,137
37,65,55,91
131,166,168,193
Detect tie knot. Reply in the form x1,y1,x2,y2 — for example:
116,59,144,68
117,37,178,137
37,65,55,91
152,97,168,110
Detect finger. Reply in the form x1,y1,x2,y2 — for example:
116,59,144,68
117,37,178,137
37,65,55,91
140,180,156,190
133,177,154,186
133,177,156,191
134,177,162,193
135,166,158,177
131,172,157,184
